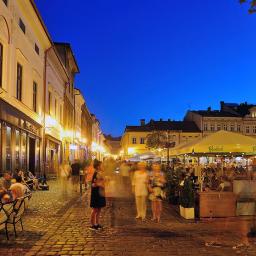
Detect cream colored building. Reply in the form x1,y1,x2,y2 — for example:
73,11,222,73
185,102,256,137
44,46,68,175
54,43,79,164
121,119,202,158
72,88,89,162
0,0,51,174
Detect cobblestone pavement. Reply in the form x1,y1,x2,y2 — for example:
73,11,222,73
1,180,256,256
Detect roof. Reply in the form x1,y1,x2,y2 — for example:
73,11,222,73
125,120,200,133
104,135,122,141
30,0,52,44
54,42,80,73
191,110,240,117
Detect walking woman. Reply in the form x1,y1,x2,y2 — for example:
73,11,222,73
132,162,149,220
149,163,166,222
89,159,106,230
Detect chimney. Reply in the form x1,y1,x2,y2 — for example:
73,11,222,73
160,118,163,121
140,119,145,126
220,101,224,110
207,106,211,112
168,118,171,122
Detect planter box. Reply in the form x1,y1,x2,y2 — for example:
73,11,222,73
199,192,237,218
180,205,194,219
233,180,256,199
236,201,255,216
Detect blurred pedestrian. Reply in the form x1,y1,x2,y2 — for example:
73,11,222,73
148,163,166,222
71,159,81,192
120,161,130,189
89,159,106,230
59,160,71,195
132,162,149,220
85,161,94,190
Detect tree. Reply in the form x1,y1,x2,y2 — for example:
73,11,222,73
240,0,256,13
146,131,168,150
146,131,175,166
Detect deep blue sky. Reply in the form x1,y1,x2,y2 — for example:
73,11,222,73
35,0,256,136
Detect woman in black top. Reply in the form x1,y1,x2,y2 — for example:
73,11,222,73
89,159,106,230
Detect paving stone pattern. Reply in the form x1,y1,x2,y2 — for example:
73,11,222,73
0,180,256,256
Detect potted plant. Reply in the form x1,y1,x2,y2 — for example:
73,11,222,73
180,177,195,219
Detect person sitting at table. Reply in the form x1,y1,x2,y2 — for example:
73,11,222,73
10,176,30,199
0,172,12,192
218,176,232,192
27,171,39,190
12,169,20,181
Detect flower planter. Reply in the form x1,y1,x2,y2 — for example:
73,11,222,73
180,205,194,219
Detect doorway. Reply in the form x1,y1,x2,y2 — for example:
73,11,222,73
29,137,36,174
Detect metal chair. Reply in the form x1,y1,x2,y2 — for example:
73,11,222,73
0,202,13,240
6,197,25,237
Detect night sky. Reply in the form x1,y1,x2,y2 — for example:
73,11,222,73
35,0,256,136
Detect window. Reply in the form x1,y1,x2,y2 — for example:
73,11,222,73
237,124,241,132
217,124,221,131
48,91,52,114
16,63,22,101
203,123,208,131
246,126,250,133
55,98,57,117
33,81,37,112
2,0,8,6
0,43,3,87
223,124,227,131
6,126,11,171
140,138,145,144
132,137,136,144
230,124,235,132
210,124,215,131
19,18,26,34
35,43,39,55
253,126,256,134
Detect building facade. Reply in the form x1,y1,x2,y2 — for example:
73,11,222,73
0,0,51,175
0,0,104,177
54,43,79,164
185,101,256,137
81,101,93,160
121,119,201,158
44,46,68,175
91,114,106,160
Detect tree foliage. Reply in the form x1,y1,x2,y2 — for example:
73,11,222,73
240,0,256,13
146,131,168,150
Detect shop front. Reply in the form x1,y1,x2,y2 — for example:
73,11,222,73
0,99,41,176
45,135,61,177
169,130,256,219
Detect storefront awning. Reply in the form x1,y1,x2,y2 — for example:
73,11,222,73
170,130,256,156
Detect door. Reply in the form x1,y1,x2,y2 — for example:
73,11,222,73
29,137,36,174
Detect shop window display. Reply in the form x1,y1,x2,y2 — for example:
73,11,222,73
6,126,11,171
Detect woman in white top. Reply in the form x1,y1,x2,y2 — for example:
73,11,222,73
132,162,149,220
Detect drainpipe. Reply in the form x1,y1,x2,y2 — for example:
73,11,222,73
73,90,80,160
42,46,53,176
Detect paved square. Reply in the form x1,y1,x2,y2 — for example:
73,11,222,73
0,181,256,256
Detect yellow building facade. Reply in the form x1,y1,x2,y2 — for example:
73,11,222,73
121,119,202,159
